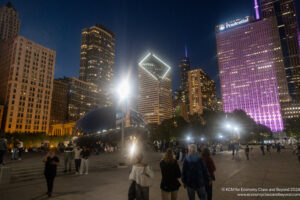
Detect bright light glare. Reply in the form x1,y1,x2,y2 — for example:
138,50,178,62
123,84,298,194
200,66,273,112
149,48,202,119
226,123,231,129
234,127,239,132
129,142,136,156
117,79,130,101
186,136,191,141
200,137,204,141
219,134,223,139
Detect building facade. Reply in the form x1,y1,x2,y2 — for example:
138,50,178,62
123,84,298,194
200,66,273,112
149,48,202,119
188,68,217,115
50,77,102,124
281,101,300,119
216,17,290,131
260,0,300,100
138,53,172,124
79,24,115,107
0,36,55,134
0,2,20,41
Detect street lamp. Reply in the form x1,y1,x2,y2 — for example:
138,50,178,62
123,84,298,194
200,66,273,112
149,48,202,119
116,78,131,166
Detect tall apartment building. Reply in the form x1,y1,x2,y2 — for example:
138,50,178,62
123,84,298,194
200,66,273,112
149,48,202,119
50,77,102,124
0,36,55,134
188,68,217,115
216,16,290,131
177,47,191,104
260,0,300,100
0,2,20,41
138,53,172,124
79,24,115,107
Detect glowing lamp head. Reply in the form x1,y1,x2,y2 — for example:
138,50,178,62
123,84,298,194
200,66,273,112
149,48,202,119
200,137,204,141
186,136,191,141
234,127,239,132
117,79,130,101
219,134,223,139
129,142,136,156
226,123,231,129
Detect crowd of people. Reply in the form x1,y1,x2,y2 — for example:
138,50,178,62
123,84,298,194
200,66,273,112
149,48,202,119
129,144,216,200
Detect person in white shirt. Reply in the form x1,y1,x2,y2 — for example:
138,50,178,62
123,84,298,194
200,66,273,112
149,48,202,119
74,146,82,174
129,153,154,200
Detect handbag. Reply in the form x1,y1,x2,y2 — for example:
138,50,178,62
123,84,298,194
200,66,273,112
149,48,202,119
139,166,152,187
128,181,136,200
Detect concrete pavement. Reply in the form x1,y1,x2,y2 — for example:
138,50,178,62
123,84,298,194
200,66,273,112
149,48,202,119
1,147,300,200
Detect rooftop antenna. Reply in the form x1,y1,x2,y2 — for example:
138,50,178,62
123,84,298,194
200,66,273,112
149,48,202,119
254,0,260,20
184,45,188,57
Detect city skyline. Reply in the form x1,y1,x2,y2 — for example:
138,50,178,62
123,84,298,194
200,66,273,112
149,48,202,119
11,0,300,96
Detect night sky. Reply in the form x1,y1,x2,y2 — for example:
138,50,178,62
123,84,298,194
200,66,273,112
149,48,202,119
9,0,300,96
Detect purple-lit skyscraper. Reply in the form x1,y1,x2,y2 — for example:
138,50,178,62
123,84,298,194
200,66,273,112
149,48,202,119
216,17,290,131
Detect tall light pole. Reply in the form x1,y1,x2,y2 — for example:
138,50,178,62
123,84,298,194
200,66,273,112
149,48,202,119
117,78,130,165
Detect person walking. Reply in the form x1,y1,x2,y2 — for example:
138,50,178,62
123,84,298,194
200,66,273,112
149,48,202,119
11,139,20,160
201,148,216,200
43,150,59,197
231,143,235,157
260,144,265,155
74,146,82,174
18,140,23,160
160,148,181,200
0,135,7,165
63,142,74,173
129,153,154,200
245,145,250,160
266,144,271,155
277,143,281,153
182,144,211,200
80,146,90,175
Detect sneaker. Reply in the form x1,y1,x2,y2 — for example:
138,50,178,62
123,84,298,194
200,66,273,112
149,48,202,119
85,172,88,175
75,172,78,175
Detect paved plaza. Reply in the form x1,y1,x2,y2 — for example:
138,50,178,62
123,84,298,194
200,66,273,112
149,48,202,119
0,146,300,200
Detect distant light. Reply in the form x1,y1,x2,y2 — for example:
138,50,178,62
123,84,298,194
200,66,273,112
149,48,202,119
219,134,223,139
129,142,136,156
200,137,204,141
234,127,239,132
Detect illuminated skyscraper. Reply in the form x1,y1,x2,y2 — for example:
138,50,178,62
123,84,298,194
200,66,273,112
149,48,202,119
79,24,115,107
50,77,102,124
0,2,20,41
216,17,290,131
177,46,191,104
260,0,300,100
137,53,172,124
188,68,217,115
0,36,56,134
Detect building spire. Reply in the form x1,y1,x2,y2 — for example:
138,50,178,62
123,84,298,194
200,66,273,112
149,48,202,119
254,0,260,20
184,45,188,57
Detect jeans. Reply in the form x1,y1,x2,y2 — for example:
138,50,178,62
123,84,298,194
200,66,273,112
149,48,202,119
75,159,81,172
187,186,207,200
161,189,178,200
64,153,72,171
45,175,55,194
135,184,149,200
11,148,18,160
206,184,212,200
80,159,88,174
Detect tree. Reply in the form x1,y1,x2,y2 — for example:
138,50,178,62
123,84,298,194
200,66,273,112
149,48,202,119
285,117,300,140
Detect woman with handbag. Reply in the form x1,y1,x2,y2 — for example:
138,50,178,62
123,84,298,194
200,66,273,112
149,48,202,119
129,153,154,200
160,148,181,200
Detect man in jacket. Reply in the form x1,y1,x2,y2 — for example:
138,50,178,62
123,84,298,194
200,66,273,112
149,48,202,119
182,144,211,200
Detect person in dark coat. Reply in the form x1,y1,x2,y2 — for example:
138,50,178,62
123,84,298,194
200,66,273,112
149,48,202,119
182,144,211,200
201,148,216,200
160,148,181,200
43,150,59,197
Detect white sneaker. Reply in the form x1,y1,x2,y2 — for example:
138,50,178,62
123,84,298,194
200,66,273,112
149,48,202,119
85,172,88,175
